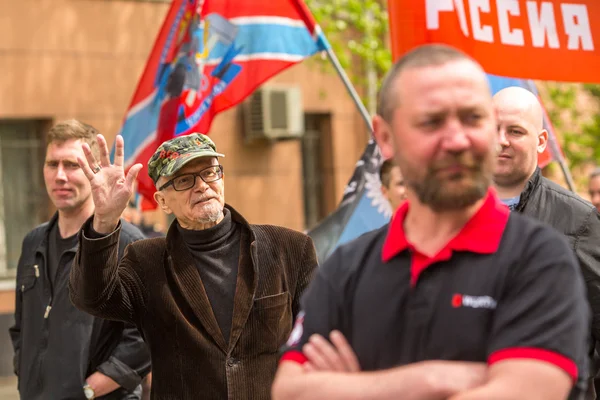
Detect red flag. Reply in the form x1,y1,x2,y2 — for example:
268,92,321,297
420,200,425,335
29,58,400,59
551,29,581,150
118,0,327,209
388,1,572,168
388,0,600,83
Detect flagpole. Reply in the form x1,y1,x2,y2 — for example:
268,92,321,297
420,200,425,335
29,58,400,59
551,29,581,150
547,135,577,192
541,110,577,192
523,81,576,192
316,30,374,133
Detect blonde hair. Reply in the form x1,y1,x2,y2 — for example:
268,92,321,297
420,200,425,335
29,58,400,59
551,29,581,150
47,119,100,158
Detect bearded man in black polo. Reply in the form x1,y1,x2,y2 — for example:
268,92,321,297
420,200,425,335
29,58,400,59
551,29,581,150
273,44,590,400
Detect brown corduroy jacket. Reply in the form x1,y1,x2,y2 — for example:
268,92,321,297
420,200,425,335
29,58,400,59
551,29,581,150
69,205,318,400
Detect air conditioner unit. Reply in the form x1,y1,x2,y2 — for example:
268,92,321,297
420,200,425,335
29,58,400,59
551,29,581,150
243,86,304,142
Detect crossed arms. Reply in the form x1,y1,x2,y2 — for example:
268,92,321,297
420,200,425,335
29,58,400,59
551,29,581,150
272,226,590,400
272,330,573,400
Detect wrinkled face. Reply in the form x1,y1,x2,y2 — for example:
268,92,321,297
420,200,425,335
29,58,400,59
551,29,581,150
43,139,93,212
589,175,600,212
381,166,407,211
493,96,545,188
154,157,225,227
373,60,497,212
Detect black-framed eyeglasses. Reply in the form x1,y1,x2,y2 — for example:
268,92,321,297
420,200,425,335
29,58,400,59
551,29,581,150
158,165,224,191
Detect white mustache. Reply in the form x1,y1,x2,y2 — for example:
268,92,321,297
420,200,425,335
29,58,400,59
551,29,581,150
192,196,215,204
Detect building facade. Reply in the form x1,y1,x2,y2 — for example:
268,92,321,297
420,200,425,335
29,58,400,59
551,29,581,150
0,0,369,376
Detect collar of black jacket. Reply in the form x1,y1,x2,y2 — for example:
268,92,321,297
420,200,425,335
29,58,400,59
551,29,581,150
35,212,80,257
515,167,542,212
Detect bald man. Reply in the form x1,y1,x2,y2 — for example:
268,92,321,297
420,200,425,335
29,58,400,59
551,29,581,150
493,86,600,399
493,87,547,209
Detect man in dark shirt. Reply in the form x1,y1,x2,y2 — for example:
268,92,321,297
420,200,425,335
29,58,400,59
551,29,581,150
272,44,590,400
69,133,317,399
9,120,150,400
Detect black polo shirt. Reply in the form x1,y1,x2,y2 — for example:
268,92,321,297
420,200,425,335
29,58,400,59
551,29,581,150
281,189,590,391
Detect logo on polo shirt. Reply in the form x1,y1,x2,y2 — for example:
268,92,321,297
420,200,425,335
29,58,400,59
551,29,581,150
286,311,305,347
452,293,497,309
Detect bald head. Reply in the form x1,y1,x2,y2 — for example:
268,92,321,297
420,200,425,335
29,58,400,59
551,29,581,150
493,86,548,194
493,87,544,132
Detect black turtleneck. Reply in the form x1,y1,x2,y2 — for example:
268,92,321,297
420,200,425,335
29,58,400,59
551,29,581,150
177,209,241,343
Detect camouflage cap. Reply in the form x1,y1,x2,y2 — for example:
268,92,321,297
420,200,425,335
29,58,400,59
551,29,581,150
148,133,224,183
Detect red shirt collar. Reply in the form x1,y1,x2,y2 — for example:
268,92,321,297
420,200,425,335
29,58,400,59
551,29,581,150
382,188,510,262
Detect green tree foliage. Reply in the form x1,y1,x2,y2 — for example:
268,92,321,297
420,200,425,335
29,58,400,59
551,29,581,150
546,84,600,173
305,0,392,91
581,85,600,167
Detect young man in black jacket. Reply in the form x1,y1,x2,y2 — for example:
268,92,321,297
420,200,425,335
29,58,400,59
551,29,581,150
9,120,151,400
493,86,600,398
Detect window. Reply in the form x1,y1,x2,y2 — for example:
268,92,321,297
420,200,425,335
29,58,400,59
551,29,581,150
0,121,48,278
301,114,334,231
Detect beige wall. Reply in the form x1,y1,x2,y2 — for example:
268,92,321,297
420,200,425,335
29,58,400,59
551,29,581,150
2,0,372,376
0,0,369,232
0,0,169,134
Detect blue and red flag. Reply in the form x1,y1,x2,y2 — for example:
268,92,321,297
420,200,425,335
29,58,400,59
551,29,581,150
119,0,328,209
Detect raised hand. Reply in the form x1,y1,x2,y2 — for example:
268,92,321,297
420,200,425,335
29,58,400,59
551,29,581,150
77,134,143,234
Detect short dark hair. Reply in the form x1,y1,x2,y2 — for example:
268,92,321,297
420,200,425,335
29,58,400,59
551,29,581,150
377,44,476,122
379,158,397,188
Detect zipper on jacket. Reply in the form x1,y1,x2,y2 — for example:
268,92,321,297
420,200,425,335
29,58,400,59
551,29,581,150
42,246,53,320
41,259,52,319
33,234,53,319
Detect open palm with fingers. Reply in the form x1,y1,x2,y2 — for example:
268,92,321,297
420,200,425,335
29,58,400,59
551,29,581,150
77,134,143,233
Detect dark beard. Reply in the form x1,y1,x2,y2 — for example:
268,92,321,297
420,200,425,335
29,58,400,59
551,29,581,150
404,152,492,212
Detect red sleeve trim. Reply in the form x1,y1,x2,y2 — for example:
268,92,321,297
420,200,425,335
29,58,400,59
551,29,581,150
488,347,578,382
280,350,308,365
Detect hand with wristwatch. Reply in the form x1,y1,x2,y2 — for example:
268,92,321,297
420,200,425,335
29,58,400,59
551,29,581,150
83,383,95,399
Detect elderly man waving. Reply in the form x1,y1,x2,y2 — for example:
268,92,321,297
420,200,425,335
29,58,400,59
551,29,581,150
70,133,317,400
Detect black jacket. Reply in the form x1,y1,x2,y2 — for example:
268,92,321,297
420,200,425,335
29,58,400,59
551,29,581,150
9,214,151,400
516,168,600,398
516,168,600,342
